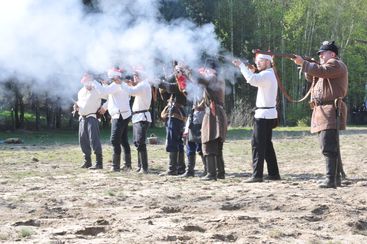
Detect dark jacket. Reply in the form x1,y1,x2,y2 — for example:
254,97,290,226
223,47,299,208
159,76,187,122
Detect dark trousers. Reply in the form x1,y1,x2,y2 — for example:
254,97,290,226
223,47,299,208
202,138,223,156
251,118,279,178
79,117,102,156
186,141,202,156
133,121,150,152
110,115,131,156
319,129,338,160
165,117,184,153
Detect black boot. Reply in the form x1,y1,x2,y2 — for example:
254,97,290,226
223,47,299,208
138,150,148,174
180,154,195,177
216,153,225,179
198,154,207,177
89,153,103,170
111,154,121,172
80,154,92,168
336,157,342,187
136,151,141,172
177,151,186,175
201,155,217,181
121,153,132,171
319,157,337,189
160,152,178,176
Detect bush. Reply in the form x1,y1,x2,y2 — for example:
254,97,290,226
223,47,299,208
229,99,253,127
284,103,311,126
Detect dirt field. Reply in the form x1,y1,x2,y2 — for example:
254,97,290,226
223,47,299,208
0,127,367,243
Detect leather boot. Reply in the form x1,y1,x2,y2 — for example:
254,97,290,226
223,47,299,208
138,150,148,174
160,152,178,176
136,151,141,172
201,155,217,181
89,153,103,170
216,153,225,179
198,154,207,177
121,153,132,171
80,154,92,168
177,151,186,175
111,154,121,172
180,154,195,177
319,157,337,189
336,157,342,187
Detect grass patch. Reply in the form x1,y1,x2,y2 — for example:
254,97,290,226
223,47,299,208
1,125,366,146
18,227,34,238
0,233,9,241
268,229,284,238
106,190,116,196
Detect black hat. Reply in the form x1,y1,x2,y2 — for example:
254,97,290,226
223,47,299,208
317,41,338,55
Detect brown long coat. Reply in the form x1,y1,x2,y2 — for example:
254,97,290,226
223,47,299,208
198,74,227,143
302,57,348,133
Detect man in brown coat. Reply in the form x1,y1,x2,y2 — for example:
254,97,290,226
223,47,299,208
197,62,227,181
292,41,348,188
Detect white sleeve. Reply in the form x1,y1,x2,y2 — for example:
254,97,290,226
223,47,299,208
93,81,120,95
121,82,133,95
128,83,148,96
239,63,255,82
239,65,272,88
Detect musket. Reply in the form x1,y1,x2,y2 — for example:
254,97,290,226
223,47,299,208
71,98,78,118
217,55,257,71
335,98,347,180
252,49,318,64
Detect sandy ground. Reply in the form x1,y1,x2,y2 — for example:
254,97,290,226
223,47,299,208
0,128,367,243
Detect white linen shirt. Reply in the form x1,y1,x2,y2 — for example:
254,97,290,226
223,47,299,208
76,84,103,120
93,81,132,119
129,80,152,124
239,63,278,119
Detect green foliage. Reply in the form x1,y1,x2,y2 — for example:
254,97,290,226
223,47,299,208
188,0,367,124
18,227,34,238
2,1,367,130
283,103,311,126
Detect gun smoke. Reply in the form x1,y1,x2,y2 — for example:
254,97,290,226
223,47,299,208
0,0,235,106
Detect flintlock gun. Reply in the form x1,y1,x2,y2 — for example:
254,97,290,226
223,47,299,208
252,49,318,64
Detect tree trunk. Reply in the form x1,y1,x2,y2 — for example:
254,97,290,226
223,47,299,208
19,96,24,129
55,106,62,129
35,97,40,130
46,98,53,129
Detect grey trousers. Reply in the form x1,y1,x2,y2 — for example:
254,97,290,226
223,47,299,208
79,117,102,156
133,121,150,151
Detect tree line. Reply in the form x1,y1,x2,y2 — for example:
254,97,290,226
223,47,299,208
1,0,366,130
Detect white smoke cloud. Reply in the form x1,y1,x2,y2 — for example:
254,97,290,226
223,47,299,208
0,0,222,104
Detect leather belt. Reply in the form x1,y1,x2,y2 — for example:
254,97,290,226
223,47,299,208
132,109,149,115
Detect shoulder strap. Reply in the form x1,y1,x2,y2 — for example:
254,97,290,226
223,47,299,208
272,62,312,103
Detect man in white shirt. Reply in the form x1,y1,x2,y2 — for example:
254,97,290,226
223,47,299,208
233,54,280,183
93,68,132,172
74,72,104,169
128,70,152,173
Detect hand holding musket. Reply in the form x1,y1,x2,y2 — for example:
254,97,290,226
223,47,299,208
232,59,257,73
